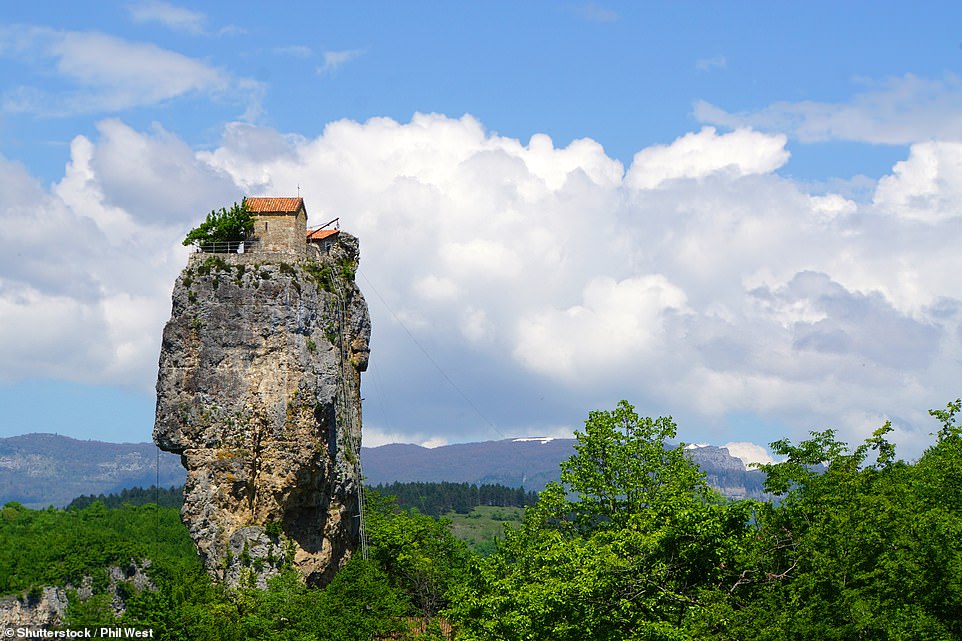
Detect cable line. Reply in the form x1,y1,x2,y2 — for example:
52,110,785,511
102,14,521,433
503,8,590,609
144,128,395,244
357,269,506,439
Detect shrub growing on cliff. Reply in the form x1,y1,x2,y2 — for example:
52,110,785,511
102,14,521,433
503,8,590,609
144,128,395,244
183,199,254,250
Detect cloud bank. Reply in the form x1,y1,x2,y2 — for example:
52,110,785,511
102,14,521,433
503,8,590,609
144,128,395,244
695,74,962,144
2,113,960,456
0,25,250,116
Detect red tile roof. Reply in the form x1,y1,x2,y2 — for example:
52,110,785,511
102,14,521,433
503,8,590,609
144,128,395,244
245,197,304,214
307,229,339,241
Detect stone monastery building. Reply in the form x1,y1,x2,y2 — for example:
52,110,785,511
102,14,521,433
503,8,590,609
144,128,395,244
221,197,339,256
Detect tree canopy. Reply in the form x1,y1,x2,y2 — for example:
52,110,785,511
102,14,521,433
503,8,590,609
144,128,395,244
182,199,254,249
449,399,962,640
5,399,961,639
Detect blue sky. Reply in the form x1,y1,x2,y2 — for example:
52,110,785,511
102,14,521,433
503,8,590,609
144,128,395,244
2,2,962,464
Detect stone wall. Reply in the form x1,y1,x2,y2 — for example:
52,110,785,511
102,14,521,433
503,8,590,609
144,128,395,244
251,209,307,255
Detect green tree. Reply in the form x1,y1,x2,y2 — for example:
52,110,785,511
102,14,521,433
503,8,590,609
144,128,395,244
451,401,757,640
121,565,242,641
312,558,411,640
365,489,472,622
183,199,254,250
561,400,715,527
732,410,962,639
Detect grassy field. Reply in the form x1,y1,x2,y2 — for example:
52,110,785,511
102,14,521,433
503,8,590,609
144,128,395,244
443,505,525,555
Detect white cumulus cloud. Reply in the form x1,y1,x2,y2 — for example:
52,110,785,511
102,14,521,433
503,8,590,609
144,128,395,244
874,140,962,223
625,127,789,189
514,275,689,381
3,113,962,455
722,442,777,467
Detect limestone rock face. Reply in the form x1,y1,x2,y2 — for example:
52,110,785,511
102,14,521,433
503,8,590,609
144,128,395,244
0,562,152,628
153,233,370,588
0,587,69,629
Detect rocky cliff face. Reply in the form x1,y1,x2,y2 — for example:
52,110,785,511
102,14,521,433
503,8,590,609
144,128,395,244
153,234,370,588
0,587,69,629
0,562,153,628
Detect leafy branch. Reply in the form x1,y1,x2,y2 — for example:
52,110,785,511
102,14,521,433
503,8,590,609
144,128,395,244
183,199,254,248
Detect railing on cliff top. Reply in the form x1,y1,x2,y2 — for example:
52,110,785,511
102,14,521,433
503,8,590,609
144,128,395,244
190,239,259,254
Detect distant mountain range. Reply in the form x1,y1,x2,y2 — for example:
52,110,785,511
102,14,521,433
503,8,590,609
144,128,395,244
0,433,184,509
0,433,767,509
362,437,767,500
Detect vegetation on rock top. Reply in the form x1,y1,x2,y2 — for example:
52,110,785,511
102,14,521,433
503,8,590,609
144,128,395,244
182,199,253,249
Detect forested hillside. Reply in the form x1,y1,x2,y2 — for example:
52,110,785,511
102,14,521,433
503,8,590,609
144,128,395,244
66,481,536,517
67,486,184,510
1,434,766,509
0,501,194,598
370,482,538,517
361,439,768,499
0,491,465,639
0,434,183,508
3,400,960,640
